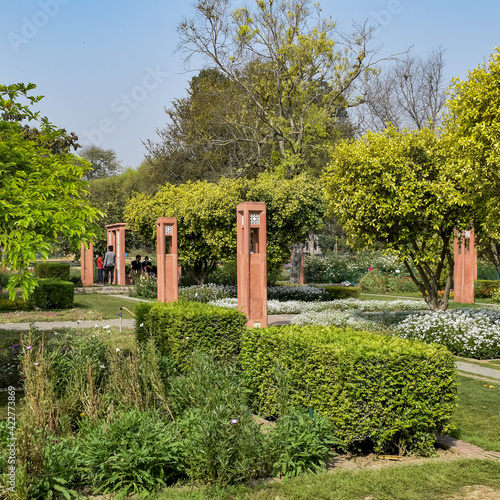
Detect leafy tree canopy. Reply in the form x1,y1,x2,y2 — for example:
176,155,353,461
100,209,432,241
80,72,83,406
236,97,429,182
124,173,326,283
322,126,473,310
0,83,101,298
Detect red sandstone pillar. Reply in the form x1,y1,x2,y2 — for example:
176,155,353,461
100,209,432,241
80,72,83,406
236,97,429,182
454,228,477,303
80,241,94,287
237,202,267,327
106,223,127,285
157,217,178,303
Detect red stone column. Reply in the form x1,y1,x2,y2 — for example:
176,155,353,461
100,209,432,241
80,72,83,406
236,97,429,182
454,228,477,303
106,223,127,285
237,202,267,327
80,241,94,287
157,217,178,303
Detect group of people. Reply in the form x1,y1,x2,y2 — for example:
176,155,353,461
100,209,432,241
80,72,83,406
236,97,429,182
94,247,155,286
130,255,155,279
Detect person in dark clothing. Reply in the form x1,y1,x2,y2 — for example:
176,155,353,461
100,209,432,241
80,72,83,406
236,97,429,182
131,255,142,282
103,245,116,284
142,256,153,275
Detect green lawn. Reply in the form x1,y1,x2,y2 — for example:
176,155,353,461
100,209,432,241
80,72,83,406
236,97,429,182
451,374,500,452
152,460,500,500
73,293,137,319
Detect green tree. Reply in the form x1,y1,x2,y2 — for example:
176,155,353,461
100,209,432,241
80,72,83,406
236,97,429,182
0,83,101,298
322,126,472,311
80,145,122,180
177,0,369,177
124,174,325,284
444,49,500,277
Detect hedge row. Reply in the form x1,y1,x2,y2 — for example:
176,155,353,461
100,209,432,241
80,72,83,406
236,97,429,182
34,262,71,281
135,301,247,372
33,279,74,309
240,325,456,456
136,302,456,455
322,286,360,300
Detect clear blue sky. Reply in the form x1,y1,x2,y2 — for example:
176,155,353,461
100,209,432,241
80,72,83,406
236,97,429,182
2,0,499,168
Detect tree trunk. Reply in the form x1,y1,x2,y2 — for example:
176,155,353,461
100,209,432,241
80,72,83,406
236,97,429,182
289,243,303,284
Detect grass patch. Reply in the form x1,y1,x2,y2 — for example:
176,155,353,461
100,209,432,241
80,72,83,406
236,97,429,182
152,460,500,499
0,294,137,323
451,374,500,452
73,294,136,319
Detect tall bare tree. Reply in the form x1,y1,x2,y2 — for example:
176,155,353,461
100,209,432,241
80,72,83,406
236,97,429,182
356,47,447,132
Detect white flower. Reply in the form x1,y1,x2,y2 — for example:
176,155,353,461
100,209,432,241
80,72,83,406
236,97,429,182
116,347,120,353
140,323,144,327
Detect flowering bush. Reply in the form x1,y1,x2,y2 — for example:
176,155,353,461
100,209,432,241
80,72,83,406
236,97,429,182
178,284,237,303
132,273,158,299
210,298,428,315
393,309,500,359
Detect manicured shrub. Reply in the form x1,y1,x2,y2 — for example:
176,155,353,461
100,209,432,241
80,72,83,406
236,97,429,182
34,262,71,281
241,325,456,456
323,285,360,300
0,295,33,311
474,280,500,298
32,279,74,309
136,301,247,371
267,285,329,302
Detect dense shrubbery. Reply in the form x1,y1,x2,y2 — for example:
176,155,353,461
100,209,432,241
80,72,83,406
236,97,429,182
0,294,33,312
32,279,74,309
9,332,341,496
135,301,247,371
474,280,500,298
359,269,419,294
304,251,402,284
178,283,237,302
323,285,360,299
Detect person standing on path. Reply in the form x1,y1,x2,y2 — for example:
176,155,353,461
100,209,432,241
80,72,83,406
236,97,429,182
103,245,116,285
96,252,104,286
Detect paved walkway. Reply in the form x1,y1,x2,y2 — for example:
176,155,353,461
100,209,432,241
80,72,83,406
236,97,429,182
456,361,500,380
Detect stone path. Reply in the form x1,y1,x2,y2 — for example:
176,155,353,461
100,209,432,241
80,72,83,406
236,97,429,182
456,361,500,380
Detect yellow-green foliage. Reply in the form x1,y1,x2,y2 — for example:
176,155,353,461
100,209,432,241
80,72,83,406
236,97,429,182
241,325,457,455
444,49,500,241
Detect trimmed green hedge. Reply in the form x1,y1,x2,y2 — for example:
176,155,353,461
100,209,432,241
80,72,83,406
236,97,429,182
33,279,74,309
0,297,33,311
241,325,456,456
474,280,500,298
34,262,71,281
323,285,361,300
135,301,247,371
